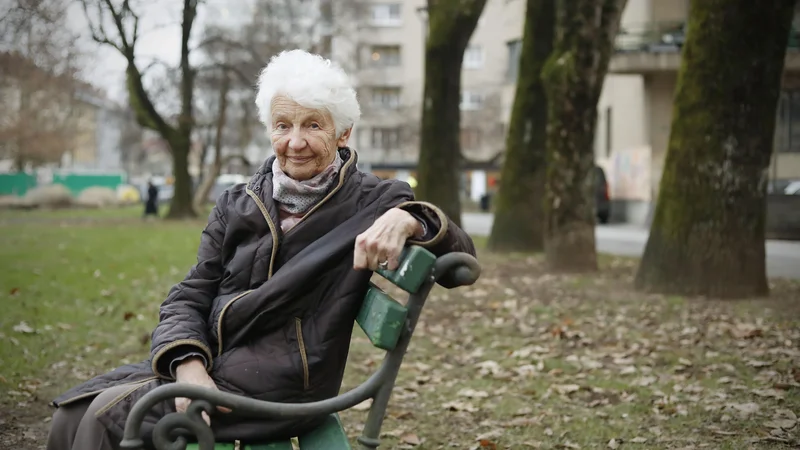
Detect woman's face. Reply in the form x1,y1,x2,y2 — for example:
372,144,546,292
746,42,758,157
270,95,351,181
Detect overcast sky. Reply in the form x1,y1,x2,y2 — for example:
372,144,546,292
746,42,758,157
65,0,255,102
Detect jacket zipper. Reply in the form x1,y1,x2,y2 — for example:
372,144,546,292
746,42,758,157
245,188,280,278
93,376,159,416
215,290,254,355
212,188,279,355
295,318,311,390
216,152,355,359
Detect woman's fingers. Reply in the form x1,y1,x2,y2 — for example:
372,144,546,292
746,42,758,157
174,377,232,422
354,225,407,271
176,396,189,413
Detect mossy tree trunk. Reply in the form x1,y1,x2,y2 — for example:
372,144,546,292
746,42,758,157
541,0,627,271
416,0,488,227
635,0,795,298
487,0,555,252
84,0,199,219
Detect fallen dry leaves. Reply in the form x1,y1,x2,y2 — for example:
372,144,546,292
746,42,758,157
340,253,800,449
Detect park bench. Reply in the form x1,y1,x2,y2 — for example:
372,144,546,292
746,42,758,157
119,245,481,450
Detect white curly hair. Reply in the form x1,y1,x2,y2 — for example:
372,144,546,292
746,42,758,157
255,49,361,138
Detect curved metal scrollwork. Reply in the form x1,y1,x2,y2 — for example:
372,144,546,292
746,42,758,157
433,252,481,287
151,400,216,450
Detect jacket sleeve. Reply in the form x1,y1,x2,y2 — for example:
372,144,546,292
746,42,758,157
373,180,477,288
149,192,228,379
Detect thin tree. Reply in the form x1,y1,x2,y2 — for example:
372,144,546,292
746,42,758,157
415,0,488,227
192,69,230,213
487,0,555,252
541,0,627,271
81,0,200,219
635,0,796,298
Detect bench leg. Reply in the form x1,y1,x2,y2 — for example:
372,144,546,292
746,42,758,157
356,378,395,449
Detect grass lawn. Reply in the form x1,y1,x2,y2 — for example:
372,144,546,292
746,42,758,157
0,208,798,449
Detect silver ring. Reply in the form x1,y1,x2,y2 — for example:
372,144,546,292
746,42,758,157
378,260,389,270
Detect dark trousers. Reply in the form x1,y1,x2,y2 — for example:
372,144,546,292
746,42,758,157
46,385,131,450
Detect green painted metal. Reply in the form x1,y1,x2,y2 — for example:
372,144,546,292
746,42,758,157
185,441,293,450
297,414,352,450
357,285,408,351
52,173,125,195
183,415,350,450
375,245,436,293
0,173,37,196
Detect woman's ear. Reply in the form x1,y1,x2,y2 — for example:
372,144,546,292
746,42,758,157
336,127,353,147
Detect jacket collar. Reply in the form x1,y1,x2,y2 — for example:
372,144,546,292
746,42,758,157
246,148,359,231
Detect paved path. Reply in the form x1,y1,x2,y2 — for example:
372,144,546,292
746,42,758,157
462,212,800,279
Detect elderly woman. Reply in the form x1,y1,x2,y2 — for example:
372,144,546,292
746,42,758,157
46,50,475,449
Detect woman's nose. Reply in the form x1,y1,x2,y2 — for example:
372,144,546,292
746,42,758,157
288,129,307,150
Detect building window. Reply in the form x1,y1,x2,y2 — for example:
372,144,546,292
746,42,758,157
370,3,402,27
460,91,484,111
371,127,400,149
506,39,522,82
605,106,613,157
370,45,401,66
776,91,800,153
372,87,401,109
463,45,484,69
460,128,482,149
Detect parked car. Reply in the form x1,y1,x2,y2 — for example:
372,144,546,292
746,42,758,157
785,181,800,195
594,165,611,224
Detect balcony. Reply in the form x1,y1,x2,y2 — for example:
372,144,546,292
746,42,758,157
610,21,800,75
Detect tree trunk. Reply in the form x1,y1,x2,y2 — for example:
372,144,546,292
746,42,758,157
487,0,555,252
635,0,795,298
541,0,626,272
165,0,199,219
193,72,230,213
416,0,488,227
168,136,195,218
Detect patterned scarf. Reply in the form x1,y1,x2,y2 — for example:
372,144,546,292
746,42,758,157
272,152,343,230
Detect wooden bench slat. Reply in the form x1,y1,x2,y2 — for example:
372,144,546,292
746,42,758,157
297,414,352,450
357,285,408,351
186,441,292,449
375,246,436,293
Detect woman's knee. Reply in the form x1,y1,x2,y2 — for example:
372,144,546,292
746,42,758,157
47,404,87,449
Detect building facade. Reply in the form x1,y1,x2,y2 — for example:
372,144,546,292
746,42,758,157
333,0,800,219
601,0,800,224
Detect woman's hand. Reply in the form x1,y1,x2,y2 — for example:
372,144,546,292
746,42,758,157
174,357,231,426
354,208,423,271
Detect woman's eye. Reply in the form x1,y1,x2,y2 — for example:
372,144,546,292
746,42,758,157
276,123,288,130
310,123,320,129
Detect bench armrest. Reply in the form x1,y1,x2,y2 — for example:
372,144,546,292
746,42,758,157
432,252,481,287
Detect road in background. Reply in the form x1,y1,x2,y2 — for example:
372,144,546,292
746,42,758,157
462,212,800,279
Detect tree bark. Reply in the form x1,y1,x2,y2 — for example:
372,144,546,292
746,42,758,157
635,0,795,298
416,0,488,227
488,0,555,252
541,0,626,271
193,72,230,212
165,0,199,219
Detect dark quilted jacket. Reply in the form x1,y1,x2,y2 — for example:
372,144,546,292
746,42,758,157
51,148,475,445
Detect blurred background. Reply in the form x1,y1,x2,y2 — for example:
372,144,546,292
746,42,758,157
2,0,798,221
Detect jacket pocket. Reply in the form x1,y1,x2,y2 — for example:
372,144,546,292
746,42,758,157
213,290,254,356
295,318,310,390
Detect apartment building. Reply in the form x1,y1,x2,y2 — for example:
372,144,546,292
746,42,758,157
333,0,800,217
332,0,515,201
600,0,800,224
